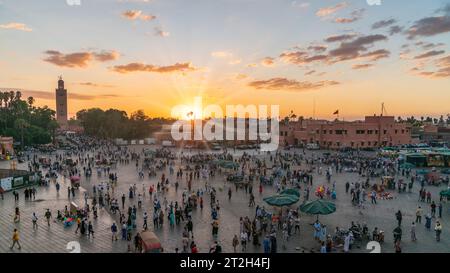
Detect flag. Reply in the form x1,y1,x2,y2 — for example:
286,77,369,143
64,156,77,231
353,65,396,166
333,110,339,115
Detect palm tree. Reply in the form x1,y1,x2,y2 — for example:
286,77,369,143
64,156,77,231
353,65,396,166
15,118,29,149
27,96,35,108
47,120,59,145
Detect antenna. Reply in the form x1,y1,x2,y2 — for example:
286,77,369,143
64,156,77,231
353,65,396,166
381,103,387,116
313,97,316,120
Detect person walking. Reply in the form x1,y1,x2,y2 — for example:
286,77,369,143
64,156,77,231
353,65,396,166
75,217,81,234
111,222,118,241
438,202,443,218
232,234,239,253
9,229,21,250
263,235,271,253
32,212,38,230
410,222,417,242
14,207,20,223
395,210,402,227
415,206,423,223
88,221,94,238
44,209,52,226
370,190,377,204
240,231,247,252
431,201,436,218
425,213,432,230
435,221,442,242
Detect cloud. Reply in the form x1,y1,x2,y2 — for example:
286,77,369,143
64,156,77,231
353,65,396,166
281,34,389,70
211,51,233,58
43,50,119,68
305,70,316,75
93,50,120,62
261,57,275,67
324,33,357,43
388,25,404,35
436,4,450,15
334,9,365,24
228,59,242,65
414,50,445,59
406,16,450,39
280,51,326,65
316,2,348,17
235,74,248,80
410,55,450,79
291,1,310,9
248,77,339,92
77,82,116,88
372,19,396,29
111,62,198,73
43,51,92,68
420,42,445,50
154,27,170,37
328,34,388,62
0,22,32,32
307,45,327,53
246,63,258,68
352,63,374,70
360,49,390,61
0,88,120,101
122,10,156,21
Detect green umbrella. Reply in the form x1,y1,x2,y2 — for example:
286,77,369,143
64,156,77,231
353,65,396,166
299,199,336,220
441,169,450,175
263,194,299,207
218,160,239,169
400,163,415,169
280,188,300,197
440,189,450,197
416,169,430,175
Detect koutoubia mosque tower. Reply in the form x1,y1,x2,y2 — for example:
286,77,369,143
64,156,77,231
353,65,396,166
55,76,68,126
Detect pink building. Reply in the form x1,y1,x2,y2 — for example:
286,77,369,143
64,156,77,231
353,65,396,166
280,115,415,149
0,136,14,159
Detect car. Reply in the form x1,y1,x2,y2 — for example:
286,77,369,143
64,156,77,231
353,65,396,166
306,143,320,150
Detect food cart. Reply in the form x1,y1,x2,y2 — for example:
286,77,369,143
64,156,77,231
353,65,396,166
70,176,80,189
38,157,51,167
140,231,163,253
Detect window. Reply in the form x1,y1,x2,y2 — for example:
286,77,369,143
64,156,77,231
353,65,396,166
383,130,387,135
368,141,371,146
356,130,366,134
395,130,398,134
401,130,405,134
323,130,327,134
351,142,354,147
361,142,365,146
367,130,373,134
335,130,343,135
329,130,333,134
375,130,379,134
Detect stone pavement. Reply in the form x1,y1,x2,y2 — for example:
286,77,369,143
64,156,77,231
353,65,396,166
1,148,450,253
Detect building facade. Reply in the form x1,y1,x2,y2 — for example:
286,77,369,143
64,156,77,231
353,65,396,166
0,136,14,159
280,115,416,149
55,76,68,126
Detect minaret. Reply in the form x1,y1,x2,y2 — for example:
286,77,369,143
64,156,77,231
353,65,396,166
55,76,68,126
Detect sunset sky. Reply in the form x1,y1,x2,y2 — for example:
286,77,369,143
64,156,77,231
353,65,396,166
0,0,449,120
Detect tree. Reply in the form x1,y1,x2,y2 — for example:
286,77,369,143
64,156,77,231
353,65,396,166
0,91,56,148
15,118,29,149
